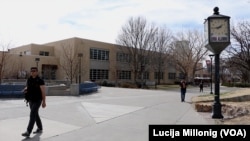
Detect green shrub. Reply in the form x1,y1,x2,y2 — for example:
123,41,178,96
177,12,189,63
120,82,138,88
222,82,250,88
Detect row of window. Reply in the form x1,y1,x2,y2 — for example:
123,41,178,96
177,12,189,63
38,48,179,81
89,69,177,80
39,48,156,64
88,49,174,80
40,67,176,81
20,51,49,56
39,51,50,56
90,49,109,60
90,49,128,62
90,49,150,63
116,53,130,62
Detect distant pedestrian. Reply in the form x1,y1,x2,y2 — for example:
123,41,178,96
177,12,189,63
22,67,46,138
179,79,187,102
199,81,203,92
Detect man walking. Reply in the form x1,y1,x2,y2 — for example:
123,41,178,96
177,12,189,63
199,81,204,92
22,67,46,137
179,79,187,102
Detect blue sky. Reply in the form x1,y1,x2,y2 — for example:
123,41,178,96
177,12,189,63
0,0,249,48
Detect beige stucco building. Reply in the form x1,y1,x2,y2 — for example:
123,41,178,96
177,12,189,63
1,37,208,85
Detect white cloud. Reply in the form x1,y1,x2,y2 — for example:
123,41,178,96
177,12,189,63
0,0,249,48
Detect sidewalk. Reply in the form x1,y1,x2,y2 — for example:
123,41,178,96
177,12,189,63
0,86,234,141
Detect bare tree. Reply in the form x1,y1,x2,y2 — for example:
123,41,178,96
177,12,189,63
4,55,20,79
116,16,158,84
60,43,79,84
170,29,209,82
0,43,12,83
151,26,173,84
226,20,250,82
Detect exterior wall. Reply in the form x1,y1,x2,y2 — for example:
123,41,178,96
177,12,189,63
2,37,209,84
9,44,54,56
43,37,119,82
44,38,79,81
2,53,58,79
31,44,55,56
9,44,31,55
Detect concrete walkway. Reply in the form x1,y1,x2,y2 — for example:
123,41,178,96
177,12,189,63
0,86,236,141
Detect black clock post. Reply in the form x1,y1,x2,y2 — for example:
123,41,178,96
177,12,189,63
204,7,231,119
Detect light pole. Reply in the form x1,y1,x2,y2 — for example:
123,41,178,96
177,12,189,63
204,7,230,119
141,64,144,88
209,54,214,94
35,58,40,68
78,53,83,84
19,53,23,78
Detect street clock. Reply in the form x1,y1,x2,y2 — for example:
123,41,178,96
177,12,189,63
204,7,230,54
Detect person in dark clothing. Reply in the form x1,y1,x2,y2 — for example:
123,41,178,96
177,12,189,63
22,67,46,137
179,79,187,102
199,81,204,92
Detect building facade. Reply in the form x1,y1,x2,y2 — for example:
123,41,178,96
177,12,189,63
1,37,208,84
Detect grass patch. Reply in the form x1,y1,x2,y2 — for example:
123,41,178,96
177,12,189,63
193,88,250,103
156,85,179,90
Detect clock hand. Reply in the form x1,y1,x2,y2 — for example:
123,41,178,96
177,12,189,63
214,25,222,29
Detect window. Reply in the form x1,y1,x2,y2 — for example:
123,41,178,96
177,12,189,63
179,73,185,79
117,70,131,80
90,69,109,80
195,74,201,77
116,52,130,62
24,51,31,55
168,73,176,80
143,72,149,79
138,55,149,64
138,71,149,79
90,48,109,60
154,72,164,79
41,65,57,80
39,51,49,56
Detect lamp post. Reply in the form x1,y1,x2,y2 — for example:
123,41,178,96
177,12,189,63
204,7,230,119
78,53,83,84
141,64,144,88
35,58,40,68
19,53,23,78
209,54,214,94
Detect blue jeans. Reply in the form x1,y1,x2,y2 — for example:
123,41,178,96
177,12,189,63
27,100,42,133
180,89,186,102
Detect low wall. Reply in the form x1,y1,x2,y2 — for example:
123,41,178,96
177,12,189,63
0,85,25,98
70,84,79,96
0,84,79,97
35,83,99,96
45,85,70,96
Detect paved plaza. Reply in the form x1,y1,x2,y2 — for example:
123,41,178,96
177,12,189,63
0,86,236,141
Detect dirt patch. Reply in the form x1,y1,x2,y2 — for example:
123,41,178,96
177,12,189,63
192,88,250,125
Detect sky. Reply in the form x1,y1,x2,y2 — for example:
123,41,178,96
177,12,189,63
0,0,250,48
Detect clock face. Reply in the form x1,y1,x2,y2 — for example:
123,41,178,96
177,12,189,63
209,18,229,42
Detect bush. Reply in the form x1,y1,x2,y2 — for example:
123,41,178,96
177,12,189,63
222,82,250,88
120,82,138,88
101,80,116,87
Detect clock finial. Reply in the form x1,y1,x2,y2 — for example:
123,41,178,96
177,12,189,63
213,7,219,15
